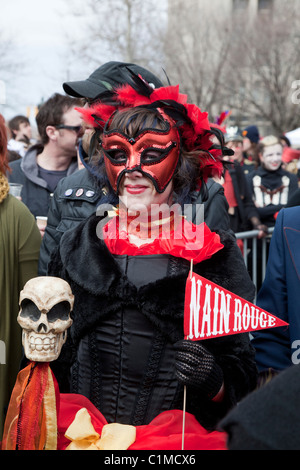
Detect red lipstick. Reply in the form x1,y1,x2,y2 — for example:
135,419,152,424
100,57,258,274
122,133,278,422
125,185,148,194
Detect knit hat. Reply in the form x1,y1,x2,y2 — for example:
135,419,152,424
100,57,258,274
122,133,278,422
242,125,260,144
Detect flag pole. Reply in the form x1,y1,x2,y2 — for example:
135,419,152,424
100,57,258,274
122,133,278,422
182,259,194,451
189,259,193,279
181,384,187,451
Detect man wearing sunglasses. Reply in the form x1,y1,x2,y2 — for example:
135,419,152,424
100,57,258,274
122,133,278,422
8,93,83,230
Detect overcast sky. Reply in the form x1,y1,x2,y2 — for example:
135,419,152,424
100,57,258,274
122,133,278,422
0,0,84,121
0,0,167,124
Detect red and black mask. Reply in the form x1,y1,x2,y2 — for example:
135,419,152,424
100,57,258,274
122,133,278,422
101,112,181,194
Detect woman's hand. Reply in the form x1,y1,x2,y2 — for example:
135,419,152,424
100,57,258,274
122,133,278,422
175,340,224,401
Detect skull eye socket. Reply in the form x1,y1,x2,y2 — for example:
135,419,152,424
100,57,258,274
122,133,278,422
20,299,41,321
20,300,71,322
47,301,71,323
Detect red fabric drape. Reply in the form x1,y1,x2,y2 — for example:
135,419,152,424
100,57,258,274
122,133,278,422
57,394,228,451
103,216,223,265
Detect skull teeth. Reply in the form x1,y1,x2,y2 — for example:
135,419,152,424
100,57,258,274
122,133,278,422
28,335,57,352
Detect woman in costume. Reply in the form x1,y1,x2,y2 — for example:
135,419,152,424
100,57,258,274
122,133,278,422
47,75,258,448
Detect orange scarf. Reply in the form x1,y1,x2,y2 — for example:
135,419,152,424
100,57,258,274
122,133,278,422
1,362,58,450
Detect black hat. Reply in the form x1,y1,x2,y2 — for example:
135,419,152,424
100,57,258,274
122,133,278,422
63,61,164,100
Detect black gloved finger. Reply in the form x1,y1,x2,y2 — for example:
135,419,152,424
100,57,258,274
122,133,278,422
175,350,202,368
174,339,210,356
176,358,196,377
174,339,223,399
174,340,213,368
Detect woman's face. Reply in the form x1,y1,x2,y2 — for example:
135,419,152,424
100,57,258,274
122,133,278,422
119,170,173,216
260,143,283,171
102,110,180,211
226,140,243,162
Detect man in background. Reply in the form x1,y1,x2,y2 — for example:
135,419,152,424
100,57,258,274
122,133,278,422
7,115,33,158
8,94,82,227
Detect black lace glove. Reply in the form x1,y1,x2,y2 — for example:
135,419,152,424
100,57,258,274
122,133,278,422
175,340,224,400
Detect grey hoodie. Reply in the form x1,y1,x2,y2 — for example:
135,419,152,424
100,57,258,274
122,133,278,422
8,144,78,217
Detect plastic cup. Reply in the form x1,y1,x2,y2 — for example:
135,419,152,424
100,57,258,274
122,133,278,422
9,183,23,198
36,216,48,228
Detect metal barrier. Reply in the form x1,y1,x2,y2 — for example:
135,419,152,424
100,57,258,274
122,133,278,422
235,227,274,288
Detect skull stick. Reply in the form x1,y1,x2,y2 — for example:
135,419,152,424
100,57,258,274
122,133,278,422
17,277,74,362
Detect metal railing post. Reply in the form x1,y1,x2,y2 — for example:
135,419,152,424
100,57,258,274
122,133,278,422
235,227,274,286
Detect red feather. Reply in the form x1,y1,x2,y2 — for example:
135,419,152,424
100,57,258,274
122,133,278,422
151,85,188,105
116,84,151,107
76,104,116,128
185,104,210,133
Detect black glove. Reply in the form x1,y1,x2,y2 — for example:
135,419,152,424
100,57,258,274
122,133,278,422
175,340,223,400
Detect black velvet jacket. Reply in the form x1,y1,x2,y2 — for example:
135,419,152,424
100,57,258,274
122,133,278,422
48,214,258,430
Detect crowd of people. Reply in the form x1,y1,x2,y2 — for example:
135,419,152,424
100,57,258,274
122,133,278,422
1,60,300,450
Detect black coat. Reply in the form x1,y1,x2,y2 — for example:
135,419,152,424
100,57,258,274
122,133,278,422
220,364,300,450
48,214,257,430
38,168,103,275
247,166,299,227
226,162,261,233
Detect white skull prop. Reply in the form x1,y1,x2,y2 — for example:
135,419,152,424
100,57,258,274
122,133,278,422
17,277,74,362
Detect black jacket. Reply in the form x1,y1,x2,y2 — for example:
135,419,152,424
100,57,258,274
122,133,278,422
226,162,261,233
247,165,298,227
38,168,103,274
38,168,231,275
48,213,257,430
8,145,78,217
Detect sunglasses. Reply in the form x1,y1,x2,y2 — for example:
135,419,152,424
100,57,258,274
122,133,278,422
55,125,82,133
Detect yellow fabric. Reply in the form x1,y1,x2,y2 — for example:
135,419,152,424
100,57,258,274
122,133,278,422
43,367,58,450
65,408,136,451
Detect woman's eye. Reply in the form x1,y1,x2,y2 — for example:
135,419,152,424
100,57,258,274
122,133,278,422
107,149,127,161
142,149,163,162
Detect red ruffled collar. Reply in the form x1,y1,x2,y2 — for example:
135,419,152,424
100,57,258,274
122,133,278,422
102,215,223,264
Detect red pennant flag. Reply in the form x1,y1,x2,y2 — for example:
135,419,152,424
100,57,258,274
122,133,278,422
184,272,289,340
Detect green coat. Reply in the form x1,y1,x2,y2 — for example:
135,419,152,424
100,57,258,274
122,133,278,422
0,194,41,438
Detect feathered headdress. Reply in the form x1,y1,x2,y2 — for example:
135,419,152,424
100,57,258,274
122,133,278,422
213,110,232,133
77,68,233,181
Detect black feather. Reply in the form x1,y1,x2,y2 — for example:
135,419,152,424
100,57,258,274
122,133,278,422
121,67,155,98
93,89,115,102
161,68,172,86
145,100,189,127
